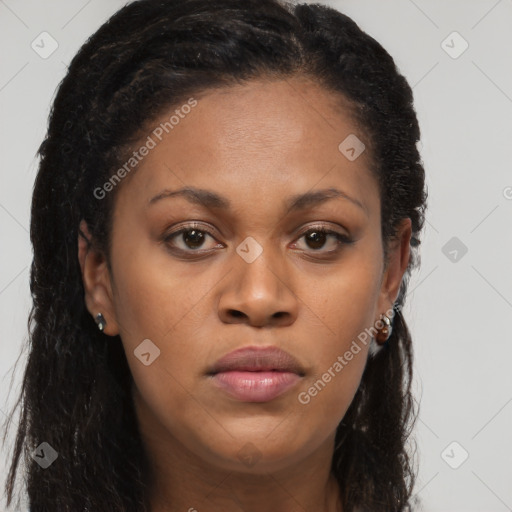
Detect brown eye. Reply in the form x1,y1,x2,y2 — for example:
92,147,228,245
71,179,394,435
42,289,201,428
293,226,353,254
164,224,220,253
304,230,328,250
181,229,207,249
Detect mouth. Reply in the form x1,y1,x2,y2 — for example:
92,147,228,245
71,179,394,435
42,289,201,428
206,345,305,403
208,370,303,402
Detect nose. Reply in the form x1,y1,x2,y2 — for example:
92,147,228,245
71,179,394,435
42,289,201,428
217,247,299,328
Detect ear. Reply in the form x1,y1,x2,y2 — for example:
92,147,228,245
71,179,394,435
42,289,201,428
376,218,412,317
78,219,119,336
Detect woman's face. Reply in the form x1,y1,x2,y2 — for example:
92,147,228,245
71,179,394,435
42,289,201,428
80,77,410,476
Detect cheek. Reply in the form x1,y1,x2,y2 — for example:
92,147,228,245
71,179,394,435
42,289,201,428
110,241,216,345
108,246,215,412
293,250,381,420
300,343,368,412
300,253,382,343
293,322,370,449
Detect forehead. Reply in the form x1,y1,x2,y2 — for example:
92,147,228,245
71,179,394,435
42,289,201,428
113,77,378,216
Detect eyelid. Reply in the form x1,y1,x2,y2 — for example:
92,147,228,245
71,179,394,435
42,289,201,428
290,224,353,253
294,222,349,238
164,222,349,241
163,221,219,244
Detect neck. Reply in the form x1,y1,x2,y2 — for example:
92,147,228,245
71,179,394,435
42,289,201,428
142,426,342,512
150,467,342,512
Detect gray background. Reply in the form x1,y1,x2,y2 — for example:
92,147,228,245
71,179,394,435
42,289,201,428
1,1,511,510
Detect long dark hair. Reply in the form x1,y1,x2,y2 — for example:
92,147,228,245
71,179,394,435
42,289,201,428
2,1,427,510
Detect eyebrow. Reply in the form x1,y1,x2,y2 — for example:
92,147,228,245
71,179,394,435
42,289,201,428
148,186,366,213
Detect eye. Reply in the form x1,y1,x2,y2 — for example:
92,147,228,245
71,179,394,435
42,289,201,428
164,223,221,253
292,225,353,254
163,222,353,258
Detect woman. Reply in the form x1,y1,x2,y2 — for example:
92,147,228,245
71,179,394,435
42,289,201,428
2,0,427,510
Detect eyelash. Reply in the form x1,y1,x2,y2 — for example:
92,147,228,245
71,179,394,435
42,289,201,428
163,222,353,258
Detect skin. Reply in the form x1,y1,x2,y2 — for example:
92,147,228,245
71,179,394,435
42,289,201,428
78,76,411,512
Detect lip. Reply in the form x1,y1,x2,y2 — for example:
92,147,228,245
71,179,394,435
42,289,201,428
207,346,305,403
207,345,305,375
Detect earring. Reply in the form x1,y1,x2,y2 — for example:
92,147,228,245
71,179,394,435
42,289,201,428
95,313,107,332
375,313,392,345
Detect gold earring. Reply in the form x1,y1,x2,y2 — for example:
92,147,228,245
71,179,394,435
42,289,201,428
375,314,392,345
